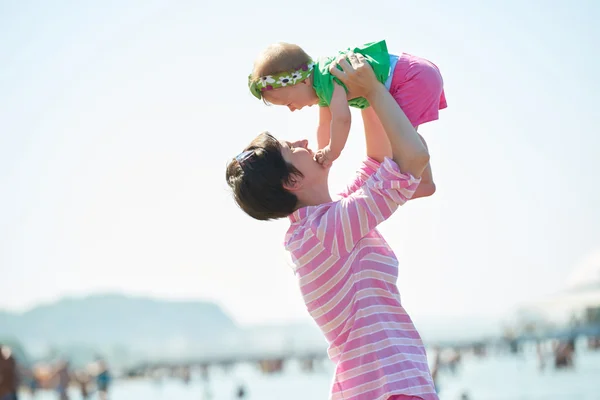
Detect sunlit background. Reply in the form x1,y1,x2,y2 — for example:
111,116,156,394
1,0,599,399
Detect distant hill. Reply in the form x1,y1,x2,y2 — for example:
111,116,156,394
0,294,237,354
0,294,503,367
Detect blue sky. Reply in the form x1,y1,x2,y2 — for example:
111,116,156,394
1,0,599,326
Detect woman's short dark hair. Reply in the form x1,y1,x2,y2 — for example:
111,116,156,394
226,132,302,221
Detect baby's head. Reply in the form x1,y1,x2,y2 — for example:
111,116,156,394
249,43,319,111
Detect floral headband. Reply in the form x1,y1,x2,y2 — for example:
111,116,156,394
248,61,315,100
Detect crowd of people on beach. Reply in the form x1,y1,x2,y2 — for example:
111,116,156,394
535,338,590,371
0,343,111,400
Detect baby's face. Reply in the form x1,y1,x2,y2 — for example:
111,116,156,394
264,80,318,112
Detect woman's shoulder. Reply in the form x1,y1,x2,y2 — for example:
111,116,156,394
284,202,337,247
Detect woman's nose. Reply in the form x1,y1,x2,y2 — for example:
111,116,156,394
293,139,308,148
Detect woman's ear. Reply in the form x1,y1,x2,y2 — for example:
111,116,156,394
283,174,303,192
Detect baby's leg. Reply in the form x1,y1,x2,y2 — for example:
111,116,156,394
413,126,436,199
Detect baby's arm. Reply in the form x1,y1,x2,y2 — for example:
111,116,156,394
316,106,331,150
315,83,351,167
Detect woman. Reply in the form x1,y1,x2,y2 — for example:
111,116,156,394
226,54,438,400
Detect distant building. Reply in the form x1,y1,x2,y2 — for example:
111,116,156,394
511,251,600,337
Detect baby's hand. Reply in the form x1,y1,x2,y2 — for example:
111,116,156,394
315,145,340,168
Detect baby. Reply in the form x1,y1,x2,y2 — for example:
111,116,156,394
248,40,446,195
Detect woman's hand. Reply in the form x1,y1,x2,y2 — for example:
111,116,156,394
329,52,381,99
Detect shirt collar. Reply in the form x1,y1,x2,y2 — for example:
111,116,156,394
288,206,309,223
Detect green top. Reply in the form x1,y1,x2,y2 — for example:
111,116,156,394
312,40,391,109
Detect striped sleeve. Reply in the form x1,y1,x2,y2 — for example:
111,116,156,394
338,157,381,198
317,157,420,254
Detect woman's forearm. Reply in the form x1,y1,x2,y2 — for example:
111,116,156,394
366,85,429,177
361,106,392,163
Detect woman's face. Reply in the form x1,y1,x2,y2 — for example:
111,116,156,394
280,138,329,187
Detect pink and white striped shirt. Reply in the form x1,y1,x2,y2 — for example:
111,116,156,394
285,157,438,400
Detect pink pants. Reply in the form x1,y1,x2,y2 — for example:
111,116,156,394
389,52,447,128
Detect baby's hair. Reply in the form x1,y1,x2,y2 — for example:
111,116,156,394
252,42,312,77
251,42,312,87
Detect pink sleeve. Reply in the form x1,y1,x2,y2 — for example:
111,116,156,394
338,157,381,198
316,157,420,254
